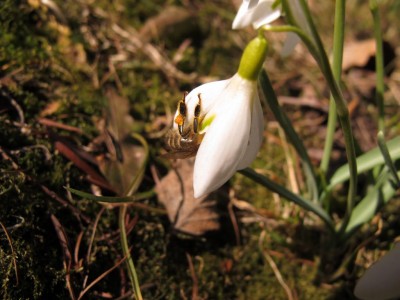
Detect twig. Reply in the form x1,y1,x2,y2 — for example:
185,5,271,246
86,207,105,264
111,24,197,83
38,118,83,134
228,191,241,246
78,254,129,300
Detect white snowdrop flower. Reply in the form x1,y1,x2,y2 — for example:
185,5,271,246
167,36,267,198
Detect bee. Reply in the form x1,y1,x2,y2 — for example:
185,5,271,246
164,128,204,159
174,92,188,136
193,94,202,134
164,93,204,159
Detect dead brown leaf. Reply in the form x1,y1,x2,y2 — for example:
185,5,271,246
156,159,221,236
96,88,146,195
342,39,376,71
39,101,62,117
54,138,114,192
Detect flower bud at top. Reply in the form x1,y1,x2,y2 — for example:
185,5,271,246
237,35,268,81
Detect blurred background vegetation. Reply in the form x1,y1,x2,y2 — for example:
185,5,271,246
1,0,400,299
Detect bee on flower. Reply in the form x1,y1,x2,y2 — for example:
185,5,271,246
165,36,267,198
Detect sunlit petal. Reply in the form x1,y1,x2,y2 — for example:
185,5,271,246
237,92,264,169
173,79,229,132
281,32,301,57
193,75,255,198
232,0,280,30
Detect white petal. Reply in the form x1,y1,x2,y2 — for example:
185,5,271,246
237,92,264,169
354,243,400,300
247,0,260,10
251,5,281,29
286,0,312,38
232,1,254,29
193,75,255,198
281,32,300,57
232,0,280,30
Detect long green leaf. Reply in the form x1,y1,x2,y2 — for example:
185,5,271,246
259,70,318,202
66,187,154,203
329,136,400,188
343,169,398,238
239,168,334,232
378,132,400,186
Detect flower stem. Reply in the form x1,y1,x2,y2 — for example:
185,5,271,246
286,0,358,232
119,205,143,300
320,0,345,175
370,0,385,132
118,133,148,300
318,47,358,233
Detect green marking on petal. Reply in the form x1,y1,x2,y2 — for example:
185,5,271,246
200,114,215,132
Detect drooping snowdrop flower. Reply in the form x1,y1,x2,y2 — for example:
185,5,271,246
232,0,281,30
167,36,268,198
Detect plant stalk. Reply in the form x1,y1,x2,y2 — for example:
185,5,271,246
370,0,385,132
320,0,345,175
119,205,143,300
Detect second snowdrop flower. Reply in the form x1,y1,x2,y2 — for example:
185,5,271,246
232,0,281,30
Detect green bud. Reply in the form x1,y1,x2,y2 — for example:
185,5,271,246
237,35,268,81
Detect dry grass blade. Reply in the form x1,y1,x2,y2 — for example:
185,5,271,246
74,231,84,268
77,254,129,300
50,214,76,300
258,231,296,300
55,139,114,192
0,221,19,285
186,253,199,300
228,194,241,246
86,207,105,264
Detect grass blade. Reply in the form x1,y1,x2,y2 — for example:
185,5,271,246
239,168,334,232
259,70,318,202
66,187,154,203
343,169,399,238
329,136,400,188
377,131,400,187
